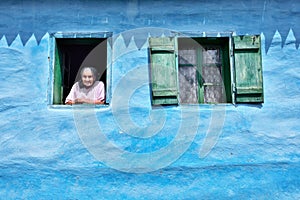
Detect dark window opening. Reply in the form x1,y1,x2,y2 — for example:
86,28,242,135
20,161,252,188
53,38,107,104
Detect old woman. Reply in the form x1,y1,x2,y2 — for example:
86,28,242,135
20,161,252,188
65,67,105,105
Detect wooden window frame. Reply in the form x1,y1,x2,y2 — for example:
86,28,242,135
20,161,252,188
149,34,264,106
178,37,231,104
48,32,113,106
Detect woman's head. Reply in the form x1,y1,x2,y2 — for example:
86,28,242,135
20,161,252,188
79,67,98,88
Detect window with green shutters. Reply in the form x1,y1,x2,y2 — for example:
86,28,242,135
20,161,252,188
149,35,263,105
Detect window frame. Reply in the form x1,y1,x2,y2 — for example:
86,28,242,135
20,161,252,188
178,37,232,104
48,32,113,106
148,34,263,106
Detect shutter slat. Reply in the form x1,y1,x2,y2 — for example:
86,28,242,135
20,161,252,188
234,36,260,49
153,89,178,96
236,87,263,94
150,46,175,51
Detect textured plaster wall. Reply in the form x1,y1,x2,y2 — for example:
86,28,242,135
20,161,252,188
0,0,300,199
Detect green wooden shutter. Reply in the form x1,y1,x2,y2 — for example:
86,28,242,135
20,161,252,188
149,37,178,105
233,35,263,103
53,42,63,104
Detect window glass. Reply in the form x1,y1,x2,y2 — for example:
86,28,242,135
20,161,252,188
202,46,226,103
178,48,198,104
178,38,230,104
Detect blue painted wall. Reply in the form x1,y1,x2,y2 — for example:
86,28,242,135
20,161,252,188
0,0,300,199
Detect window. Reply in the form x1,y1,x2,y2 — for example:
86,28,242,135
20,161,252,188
149,35,263,105
50,32,112,105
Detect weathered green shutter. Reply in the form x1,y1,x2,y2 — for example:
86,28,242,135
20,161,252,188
233,35,263,103
149,37,178,105
53,42,63,104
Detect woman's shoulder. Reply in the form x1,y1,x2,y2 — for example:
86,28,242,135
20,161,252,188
94,81,104,87
71,81,80,89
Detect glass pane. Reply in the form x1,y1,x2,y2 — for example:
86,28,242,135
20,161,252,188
204,85,225,103
203,48,221,64
202,66,222,84
179,49,197,65
178,48,198,104
202,46,225,103
179,65,198,104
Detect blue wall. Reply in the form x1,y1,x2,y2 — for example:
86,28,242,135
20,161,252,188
0,0,300,199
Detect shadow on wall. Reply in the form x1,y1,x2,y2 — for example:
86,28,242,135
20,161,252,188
0,0,299,51
0,28,299,56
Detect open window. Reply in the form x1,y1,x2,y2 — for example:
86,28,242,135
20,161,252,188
51,32,112,105
149,35,263,105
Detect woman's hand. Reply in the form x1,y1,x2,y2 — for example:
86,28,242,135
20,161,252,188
94,100,105,104
73,98,105,104
75,98,86,104
66,98,105,105
65,100,75,105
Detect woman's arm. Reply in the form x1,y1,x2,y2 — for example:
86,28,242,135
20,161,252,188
65,82,105,105
70,98,105,104
65,83,78,105
65,100,75,105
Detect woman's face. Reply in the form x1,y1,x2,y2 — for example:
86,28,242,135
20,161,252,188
81,68,95,87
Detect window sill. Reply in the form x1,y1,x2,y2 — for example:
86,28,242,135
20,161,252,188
48,104,111,111
179,103,262,110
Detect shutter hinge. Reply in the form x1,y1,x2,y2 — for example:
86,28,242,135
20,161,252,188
230,48,234,57
232,83,236,93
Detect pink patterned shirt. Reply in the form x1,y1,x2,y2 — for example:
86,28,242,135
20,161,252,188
65,81,105,103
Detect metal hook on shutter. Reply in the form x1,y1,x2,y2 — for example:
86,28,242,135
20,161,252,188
252,36,256,45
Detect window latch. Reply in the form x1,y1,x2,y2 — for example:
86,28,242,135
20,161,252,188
232,83,236,93
252,36,256,45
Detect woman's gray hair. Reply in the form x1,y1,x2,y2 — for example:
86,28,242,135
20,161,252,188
78,66,99,88
80,66,99,80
